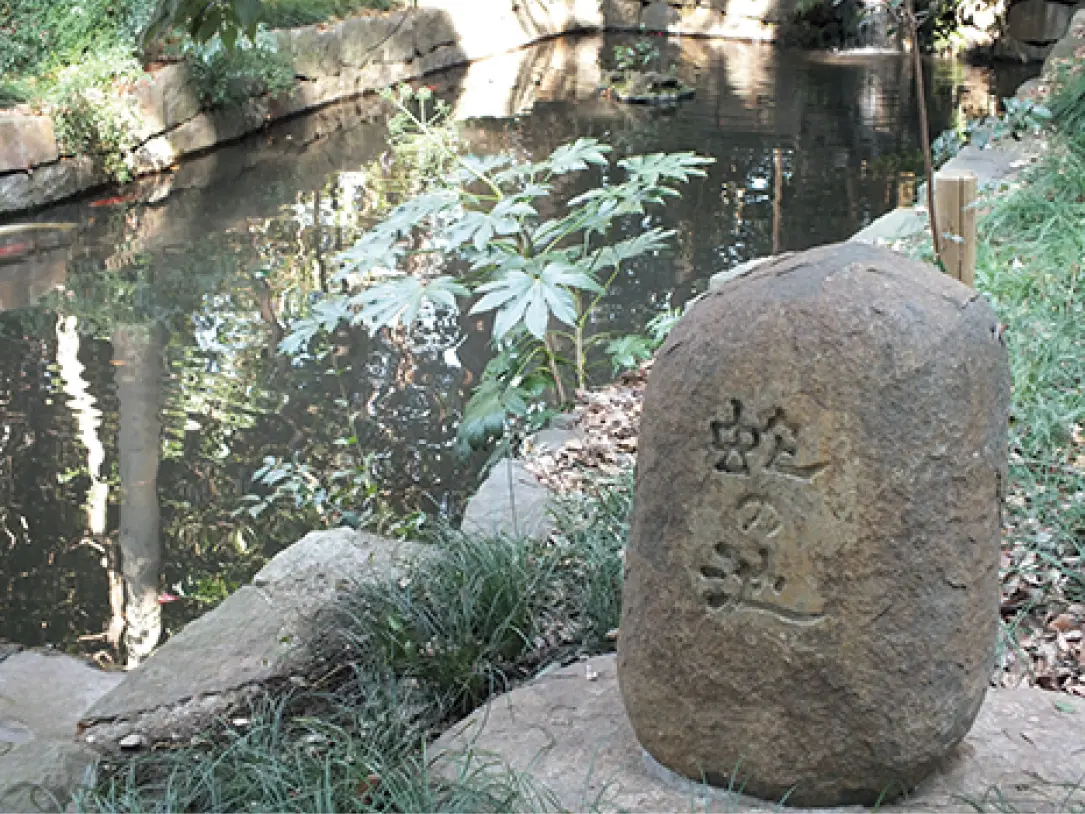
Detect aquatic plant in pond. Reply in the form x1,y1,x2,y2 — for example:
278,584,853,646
281,86,712,455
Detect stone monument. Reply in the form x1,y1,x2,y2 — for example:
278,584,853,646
618,242,1010,806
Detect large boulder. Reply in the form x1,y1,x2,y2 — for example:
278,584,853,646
618,242,1010,806
79,528,424,751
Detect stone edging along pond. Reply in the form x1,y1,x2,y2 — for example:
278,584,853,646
0,0,801,216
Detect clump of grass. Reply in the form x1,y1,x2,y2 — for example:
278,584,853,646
81,665,554,813
1049,65,1085,138
337,530,560,718
83,472,633,812
336,471,632,717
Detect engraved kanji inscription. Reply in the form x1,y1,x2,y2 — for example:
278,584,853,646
698,495,826,625
710,400,826,481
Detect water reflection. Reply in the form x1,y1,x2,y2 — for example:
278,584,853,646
0,34,1033,662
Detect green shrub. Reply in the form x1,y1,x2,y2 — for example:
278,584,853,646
0,76,31,108
46,47,145,182
186,32,295,110
0,0,154,78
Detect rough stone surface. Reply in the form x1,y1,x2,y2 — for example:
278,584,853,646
0,651,123,812
0,114,58,172
461,458,558,541
131,64,200,139
642,1,678,31
433,654,1085,813
80,529,424,749
1043,8,1085,73
0,157,108,215
847,207,927,245
619,242,1011,806
1007,0,1074,43
287,25,345,78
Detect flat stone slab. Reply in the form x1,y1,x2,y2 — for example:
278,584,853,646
433,654,1085,812
0,651,123,811
848,207,927,245
80,529,423,749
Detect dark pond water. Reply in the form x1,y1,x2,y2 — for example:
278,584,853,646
0,33,1035,663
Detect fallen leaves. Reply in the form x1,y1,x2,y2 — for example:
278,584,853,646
524,361,650,493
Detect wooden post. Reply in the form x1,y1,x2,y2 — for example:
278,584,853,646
772,148,783,254
934,169,978,287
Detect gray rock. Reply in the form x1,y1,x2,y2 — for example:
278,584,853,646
0,114,58,173
0,157,108,216
619,242,1010,806
0,651,124,812
461,459,554,541
1042,9,1085,74
130,64,200,141
433,654,1085,813
601,0,645,30
942,143,1040,185
1007,0,1074,44
80,529,424,750
848,207,927,245
708,255,777,291
641,1,677,32
286,26,344,79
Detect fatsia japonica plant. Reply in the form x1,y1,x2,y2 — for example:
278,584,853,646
281,85,712,452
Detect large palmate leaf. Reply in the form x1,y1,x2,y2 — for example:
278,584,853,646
445,196,538,253
351,275,468,336
619,152,715,187
470,261,603,341
591,228,676,273
545,138,612,175
278,297,353,356
334,190,458,281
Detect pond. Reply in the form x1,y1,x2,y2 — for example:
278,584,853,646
0,33,1034,664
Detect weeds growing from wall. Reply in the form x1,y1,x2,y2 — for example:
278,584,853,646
46,48,146,183
186,31,295,110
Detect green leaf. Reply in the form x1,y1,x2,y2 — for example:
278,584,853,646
524,287,549,338
546,138,612,175
592,228,676,271
234,0,265,32
353,275,466,335
619,152,714,186
606,334,654,374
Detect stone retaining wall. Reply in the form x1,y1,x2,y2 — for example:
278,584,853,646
0,0,801,216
